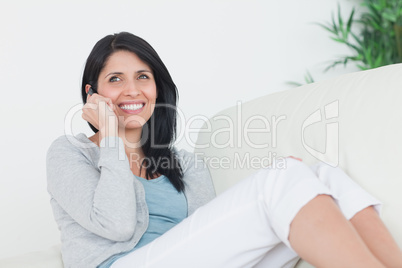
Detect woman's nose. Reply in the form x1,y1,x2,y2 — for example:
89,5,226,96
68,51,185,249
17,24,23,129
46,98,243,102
124,81,141,97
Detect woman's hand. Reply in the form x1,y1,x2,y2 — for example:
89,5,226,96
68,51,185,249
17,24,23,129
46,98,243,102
82,93,118,137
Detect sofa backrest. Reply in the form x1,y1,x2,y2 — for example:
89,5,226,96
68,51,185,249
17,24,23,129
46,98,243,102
194,64,402,251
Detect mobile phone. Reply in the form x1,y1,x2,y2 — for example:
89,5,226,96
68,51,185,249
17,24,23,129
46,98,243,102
87,87,97,96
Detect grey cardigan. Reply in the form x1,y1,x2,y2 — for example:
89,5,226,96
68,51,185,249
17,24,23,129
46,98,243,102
46,133,216,268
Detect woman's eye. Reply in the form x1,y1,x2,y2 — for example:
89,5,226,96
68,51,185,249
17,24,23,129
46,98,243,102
109,76,121,82
138,74,149,79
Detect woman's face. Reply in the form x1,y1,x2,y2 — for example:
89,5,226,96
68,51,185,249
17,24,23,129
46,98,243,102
96,50,157,130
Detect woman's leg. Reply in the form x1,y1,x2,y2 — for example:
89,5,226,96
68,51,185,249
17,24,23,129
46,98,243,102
289,195,384,268
350,205,402,267
257,160,387,268
310,162,402,267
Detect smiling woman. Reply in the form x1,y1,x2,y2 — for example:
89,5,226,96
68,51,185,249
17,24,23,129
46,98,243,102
46,32,402,268
80,33,182,184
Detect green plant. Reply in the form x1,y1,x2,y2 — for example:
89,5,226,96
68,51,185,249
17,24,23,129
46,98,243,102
318,0,402,71
286,70,315,87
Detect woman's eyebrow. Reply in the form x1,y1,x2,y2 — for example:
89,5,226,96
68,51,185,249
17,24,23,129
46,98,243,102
104,70,152,78
137,69,152,73
105,72,123,78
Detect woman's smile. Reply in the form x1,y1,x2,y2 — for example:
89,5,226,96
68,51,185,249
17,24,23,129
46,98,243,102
118,101,146,114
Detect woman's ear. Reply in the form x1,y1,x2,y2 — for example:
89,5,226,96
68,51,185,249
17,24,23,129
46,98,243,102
85,84,92,95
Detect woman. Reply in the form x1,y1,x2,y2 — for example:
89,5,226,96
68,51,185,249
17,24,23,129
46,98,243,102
47,32,402,268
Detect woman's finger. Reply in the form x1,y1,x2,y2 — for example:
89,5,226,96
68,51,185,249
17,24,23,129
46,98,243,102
107,99,115,111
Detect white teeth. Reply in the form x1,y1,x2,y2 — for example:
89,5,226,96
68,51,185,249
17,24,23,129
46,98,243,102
120,103,144,111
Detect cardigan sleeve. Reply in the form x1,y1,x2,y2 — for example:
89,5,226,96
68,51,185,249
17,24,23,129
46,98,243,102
46,135,137,242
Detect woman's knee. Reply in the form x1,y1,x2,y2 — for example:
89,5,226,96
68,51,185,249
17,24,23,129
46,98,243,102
267,157,320,189
310,161,351,186
280,157,313,175
252,157,323,202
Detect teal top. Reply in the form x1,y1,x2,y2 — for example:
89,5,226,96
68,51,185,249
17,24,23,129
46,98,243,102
98,175,188,267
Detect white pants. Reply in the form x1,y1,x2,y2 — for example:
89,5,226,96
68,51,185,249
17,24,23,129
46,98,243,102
112,158,381,268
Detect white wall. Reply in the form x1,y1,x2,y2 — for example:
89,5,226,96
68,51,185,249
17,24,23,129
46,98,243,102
0,0,360,258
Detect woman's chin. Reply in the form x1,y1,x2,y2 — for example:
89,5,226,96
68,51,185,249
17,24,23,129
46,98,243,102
120,123,144,130
118,117,148,130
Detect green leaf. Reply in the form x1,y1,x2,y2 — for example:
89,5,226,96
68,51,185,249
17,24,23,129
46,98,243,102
330,37,347,43
364,46,373,67
374,53,384,67
351,32,363,47
346,43,361,54
379,0,386,10
314,22,337,35
357,64,368,70
285,81,303,87
372,4,381,11
367,18,382,31
338,3,344,31
304,70,315,84
286,70,315,87
382,11,397,22
324,59,345,72
346,8,355,34
331,12,339,33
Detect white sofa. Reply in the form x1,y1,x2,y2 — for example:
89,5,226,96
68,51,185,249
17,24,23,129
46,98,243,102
194,63,402,267
2,64,401,267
